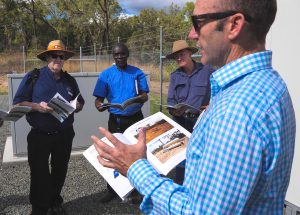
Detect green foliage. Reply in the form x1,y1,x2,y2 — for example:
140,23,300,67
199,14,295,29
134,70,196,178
0,1,195,53
150,93,170,116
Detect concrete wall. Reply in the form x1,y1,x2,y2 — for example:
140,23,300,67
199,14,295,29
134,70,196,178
266,0,300,207
7,72,150,155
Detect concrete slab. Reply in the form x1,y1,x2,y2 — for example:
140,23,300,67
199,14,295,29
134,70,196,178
2,136,85,165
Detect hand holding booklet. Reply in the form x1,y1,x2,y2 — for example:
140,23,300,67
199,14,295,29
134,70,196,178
47,92,80,123
83,112,191,200
0,106,32,122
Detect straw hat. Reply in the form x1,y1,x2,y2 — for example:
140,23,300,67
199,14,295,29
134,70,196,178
166,40,198,59
37,40,75,61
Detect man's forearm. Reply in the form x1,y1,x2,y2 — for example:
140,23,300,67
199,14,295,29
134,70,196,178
15,101,40,112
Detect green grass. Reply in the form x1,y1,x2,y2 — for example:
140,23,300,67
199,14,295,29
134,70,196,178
150,92,171,117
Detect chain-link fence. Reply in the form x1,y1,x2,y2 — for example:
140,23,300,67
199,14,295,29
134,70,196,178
0,27,200,100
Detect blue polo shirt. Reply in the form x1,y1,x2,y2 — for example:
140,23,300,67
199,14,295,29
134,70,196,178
13,66,84,132
93,64,149,116
167,62,214,111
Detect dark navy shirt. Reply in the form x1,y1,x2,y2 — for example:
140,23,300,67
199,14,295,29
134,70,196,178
13,66,85,132
93,64,149,116
167,62,214,111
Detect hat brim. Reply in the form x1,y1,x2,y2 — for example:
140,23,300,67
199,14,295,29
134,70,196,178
166,47,198,59
37,50,75,61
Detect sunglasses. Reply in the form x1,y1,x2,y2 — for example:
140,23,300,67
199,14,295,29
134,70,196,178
49,54,65,60
191,10,252,32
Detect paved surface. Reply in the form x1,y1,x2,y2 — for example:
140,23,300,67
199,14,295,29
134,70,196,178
0,95,142,215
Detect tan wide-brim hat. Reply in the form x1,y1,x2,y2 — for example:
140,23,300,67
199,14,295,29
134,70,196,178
166,40,198,59
37,40,75,61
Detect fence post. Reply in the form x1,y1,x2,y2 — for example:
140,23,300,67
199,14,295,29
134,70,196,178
23,46,26,73
80,46,83,73
159,26,163,112
94,43,97,72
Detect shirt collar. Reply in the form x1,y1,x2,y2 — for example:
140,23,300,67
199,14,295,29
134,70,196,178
210,51,273,96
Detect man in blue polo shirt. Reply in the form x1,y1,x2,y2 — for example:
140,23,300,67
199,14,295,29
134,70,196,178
13,40,85,215
166,40,214,133
166,40,214,185
93,42,149,203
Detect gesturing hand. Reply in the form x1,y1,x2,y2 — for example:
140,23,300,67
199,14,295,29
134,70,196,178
91,127,147,176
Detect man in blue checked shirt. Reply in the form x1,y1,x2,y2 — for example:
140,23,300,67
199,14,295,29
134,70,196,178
91,0,296,214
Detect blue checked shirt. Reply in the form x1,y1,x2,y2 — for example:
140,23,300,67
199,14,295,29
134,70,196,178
127,51,296,214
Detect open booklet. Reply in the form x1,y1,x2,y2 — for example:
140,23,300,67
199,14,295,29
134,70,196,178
0,106,32,122
160,103,201,114
101,95,143,111
47,92,80,123
83,112,191,200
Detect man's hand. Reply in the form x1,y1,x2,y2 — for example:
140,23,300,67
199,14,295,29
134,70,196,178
91,127,147,176
95,97,108,112
38,101,53,113
75,101,83,113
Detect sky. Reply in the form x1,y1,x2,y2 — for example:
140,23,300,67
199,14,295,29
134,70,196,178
118,0,196,15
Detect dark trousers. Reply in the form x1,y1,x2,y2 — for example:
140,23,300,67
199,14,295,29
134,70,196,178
27,127,74,214
173,115,198,185
106,111,144,193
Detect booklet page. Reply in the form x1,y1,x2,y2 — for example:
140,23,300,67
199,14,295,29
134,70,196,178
123,112,191,175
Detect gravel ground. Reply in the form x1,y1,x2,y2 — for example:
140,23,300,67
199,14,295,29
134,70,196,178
0,95,142,215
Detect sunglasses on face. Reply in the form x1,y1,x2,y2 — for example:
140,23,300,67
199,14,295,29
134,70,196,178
49,54,65,60
191,10,252,33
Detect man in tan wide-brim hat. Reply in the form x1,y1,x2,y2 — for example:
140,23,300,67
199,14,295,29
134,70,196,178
13,39,84,215
166,39,214,185
166,40,198,59
37,40,75,61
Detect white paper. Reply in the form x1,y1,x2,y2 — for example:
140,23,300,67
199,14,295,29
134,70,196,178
47,92,79,123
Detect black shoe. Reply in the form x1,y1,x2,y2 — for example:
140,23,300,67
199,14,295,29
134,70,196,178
48,205,68,215
99,189,117,203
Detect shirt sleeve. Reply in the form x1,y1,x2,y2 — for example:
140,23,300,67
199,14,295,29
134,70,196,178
167,73,177,106
128,159,193,214
137,70,149,93
93,72,108,98
13,72,33,104
73,79,85,105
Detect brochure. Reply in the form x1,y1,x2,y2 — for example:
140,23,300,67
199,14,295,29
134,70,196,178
83,112,191,200
0,106,32,122
47,92,79,123
101,95,144,111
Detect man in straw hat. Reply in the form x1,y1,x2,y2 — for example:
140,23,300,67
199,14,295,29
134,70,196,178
166,40,214,132
166,40,214,184
91,0,295,214
13,40,85,215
